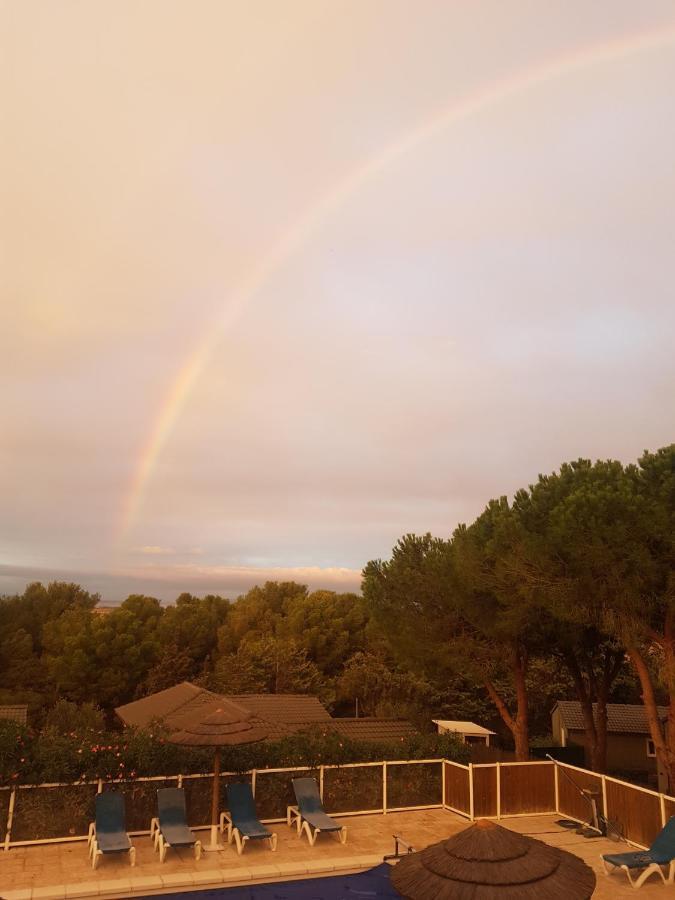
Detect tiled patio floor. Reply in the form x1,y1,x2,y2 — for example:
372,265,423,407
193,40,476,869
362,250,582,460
0,809,670,899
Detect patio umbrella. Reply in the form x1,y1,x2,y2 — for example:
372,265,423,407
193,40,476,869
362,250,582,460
390,819,596,899
168,699,269,852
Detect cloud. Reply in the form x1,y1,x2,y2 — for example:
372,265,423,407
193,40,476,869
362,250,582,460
135,546,176,556
0,562,362,603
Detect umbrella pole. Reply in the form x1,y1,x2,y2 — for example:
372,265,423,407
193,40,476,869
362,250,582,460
205,747,223,851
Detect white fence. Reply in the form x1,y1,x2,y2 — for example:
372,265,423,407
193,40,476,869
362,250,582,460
1,758,444,849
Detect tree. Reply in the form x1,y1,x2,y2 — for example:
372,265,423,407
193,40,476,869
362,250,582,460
363,524,542,760
510,460,630,771
281,590,369,676
211,635,327,698
216,582,305,654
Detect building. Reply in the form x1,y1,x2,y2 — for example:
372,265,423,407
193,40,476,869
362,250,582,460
115,682,416,743
551,701,667,785
433,719,495,747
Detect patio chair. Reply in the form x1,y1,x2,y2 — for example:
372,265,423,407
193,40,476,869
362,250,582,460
151,787,202,862
288,777,347,846
601,816,675,889
219,781,277,854
87,792,136,869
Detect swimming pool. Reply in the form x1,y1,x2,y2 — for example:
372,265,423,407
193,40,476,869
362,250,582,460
136,864,400,899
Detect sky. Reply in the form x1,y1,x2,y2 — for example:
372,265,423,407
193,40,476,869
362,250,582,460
1,1,674,603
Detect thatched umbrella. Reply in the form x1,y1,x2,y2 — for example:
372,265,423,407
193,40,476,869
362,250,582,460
168,699,269,852
390,819,596,899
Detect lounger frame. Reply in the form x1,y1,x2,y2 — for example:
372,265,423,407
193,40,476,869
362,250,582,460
286,804,347,846
601,854,675,889
219,811,277,854
150,816,202,862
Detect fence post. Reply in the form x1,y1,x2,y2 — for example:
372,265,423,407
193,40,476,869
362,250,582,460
4,789,16,851
383,762,388,815
468,764,474,821
496,763,501,820
177,774,183,788
660,792,667,828
601,775,608,818
441,761,446,810
554,763,559,814
97,779,103,794
319,765,324,802
252,769,257,797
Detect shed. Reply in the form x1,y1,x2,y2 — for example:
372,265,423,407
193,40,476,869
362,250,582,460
433,720,495,746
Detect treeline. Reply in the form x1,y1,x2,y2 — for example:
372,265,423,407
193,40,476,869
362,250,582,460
364,446,674,783
0,580,501,730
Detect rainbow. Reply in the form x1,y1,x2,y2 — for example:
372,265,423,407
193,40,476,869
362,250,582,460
117,23,675,543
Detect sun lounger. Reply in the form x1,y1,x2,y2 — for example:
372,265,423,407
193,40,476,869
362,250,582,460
87,792,135,869
219,781,277,854
602,816,675,888
288,777,347,846
151,787,202,862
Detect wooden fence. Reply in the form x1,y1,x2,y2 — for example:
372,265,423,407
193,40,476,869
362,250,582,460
442,758,675,849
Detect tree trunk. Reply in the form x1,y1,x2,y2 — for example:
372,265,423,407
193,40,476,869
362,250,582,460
565,652,598,770
627,644,675,790
483,644,529,761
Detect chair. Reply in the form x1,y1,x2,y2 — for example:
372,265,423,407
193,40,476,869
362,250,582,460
219,782,277,854
151,787,202,862
87,792,135,869
288,777,347,846
601,816,675,889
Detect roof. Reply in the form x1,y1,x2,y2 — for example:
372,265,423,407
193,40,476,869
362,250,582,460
553,701,669,735
0,705,28,725
116,684,418,744
115,683,338,739
433,720,496,736
330,718,417,742
227,694,332,725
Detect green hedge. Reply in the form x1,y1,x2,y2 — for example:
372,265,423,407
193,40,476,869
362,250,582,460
0,720,468,787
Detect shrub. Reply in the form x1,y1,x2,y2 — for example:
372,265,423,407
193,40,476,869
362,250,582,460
0,721,468,787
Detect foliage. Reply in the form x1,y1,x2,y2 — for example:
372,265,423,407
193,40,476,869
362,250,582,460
0,720,467,787
44,700,106,734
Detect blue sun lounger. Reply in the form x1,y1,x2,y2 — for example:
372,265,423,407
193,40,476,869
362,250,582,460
87,792,135,869
288,777,347,846
602,816,675,889
151,787,202,862
219,782,277,854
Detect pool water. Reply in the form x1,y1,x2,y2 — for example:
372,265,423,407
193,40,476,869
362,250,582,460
136,864,400,899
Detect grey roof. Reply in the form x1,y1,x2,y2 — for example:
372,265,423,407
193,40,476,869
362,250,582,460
116,684,416,744
115,683,291,739
0,705,28,725
554,701,668,735
115,683,337,739
227,694,332,725
330,718,417,742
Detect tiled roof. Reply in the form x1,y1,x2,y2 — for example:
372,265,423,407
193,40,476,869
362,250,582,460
115,683,290,738
116,684,417,743
115,684,334,739
227,694,332,724
554,701,668,735
329,718,417,742
0,705,28,725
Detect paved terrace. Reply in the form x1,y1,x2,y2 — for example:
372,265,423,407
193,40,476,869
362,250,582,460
0,810,668,900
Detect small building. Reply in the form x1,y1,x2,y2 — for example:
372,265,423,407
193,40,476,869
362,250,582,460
433,719,495,746
551,701,667,785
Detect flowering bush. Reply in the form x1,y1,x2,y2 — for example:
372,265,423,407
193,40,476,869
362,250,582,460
0,720,468,787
